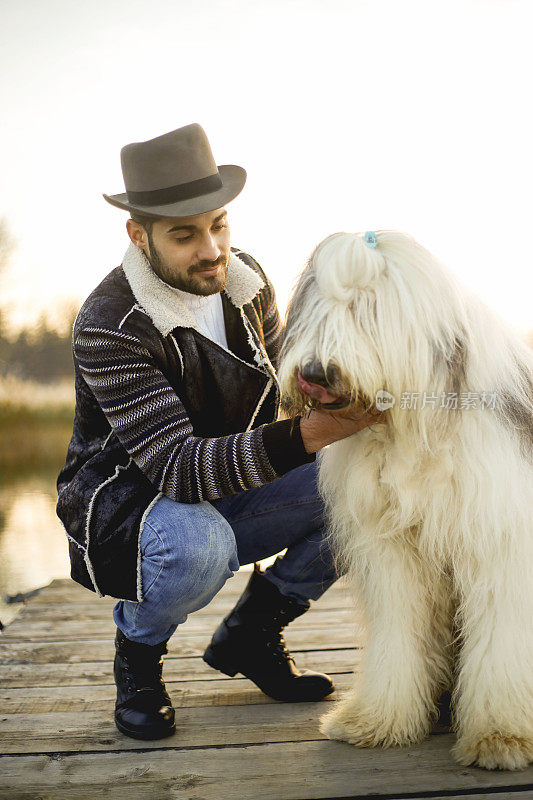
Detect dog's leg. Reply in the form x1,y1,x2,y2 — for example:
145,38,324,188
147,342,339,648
320,531,450,748
452,551,533,771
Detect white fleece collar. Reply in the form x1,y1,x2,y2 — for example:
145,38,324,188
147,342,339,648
121,242,265,337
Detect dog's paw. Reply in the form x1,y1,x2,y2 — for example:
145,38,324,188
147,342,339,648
320,701,376,746
319,696,428,748
454,732,533,771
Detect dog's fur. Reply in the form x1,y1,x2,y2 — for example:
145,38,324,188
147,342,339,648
278,230,533,770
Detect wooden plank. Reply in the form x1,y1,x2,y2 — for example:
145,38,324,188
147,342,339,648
419,794,533,800
4,602,355,628
0,625,363,664
9,589,353,619
4,790,533,800
2,788,532,800
0,702,333,753
0,672,358,714
22,576,353,606
1,737,532,800
0,648,361,688
0,698,451,756
0,608,362,641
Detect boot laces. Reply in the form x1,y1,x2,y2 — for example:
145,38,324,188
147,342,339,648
260,611,294,665
123,653,165,695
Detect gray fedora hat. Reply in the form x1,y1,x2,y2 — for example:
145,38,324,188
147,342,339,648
103,123,246,218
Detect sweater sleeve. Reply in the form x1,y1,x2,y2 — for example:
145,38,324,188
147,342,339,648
74,326,314,503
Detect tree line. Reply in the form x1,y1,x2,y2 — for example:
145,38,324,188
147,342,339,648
0,314,76,383
0,218,76,383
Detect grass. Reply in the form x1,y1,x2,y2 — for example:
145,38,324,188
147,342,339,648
0,376,75,477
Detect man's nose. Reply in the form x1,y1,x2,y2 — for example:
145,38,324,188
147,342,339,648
197,233,221,262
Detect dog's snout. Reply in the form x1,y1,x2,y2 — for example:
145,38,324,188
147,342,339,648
300,361,339,387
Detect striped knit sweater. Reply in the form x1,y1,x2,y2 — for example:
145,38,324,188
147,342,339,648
73,245,313,504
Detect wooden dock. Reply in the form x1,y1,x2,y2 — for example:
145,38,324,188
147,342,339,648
1,570,532,800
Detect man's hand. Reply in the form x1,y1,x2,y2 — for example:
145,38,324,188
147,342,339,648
299,400,387,454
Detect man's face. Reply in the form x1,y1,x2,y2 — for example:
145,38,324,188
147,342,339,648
127,207,231,296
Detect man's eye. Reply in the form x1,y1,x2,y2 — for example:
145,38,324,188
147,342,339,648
176,236,192,243
213,223,228,231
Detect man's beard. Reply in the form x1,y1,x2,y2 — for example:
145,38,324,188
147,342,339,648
146,231,228,296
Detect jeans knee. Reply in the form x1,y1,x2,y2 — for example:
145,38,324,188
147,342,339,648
140,498,239,610
160,513,237,598
189,520,239,584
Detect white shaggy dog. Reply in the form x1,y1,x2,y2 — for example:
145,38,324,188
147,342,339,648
278,230,533,771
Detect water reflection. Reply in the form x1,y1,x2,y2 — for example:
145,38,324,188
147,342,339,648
0,472,69,626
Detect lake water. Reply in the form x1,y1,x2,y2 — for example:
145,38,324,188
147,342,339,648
0,471,70,627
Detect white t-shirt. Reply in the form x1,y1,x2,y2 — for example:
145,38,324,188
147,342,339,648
170,286,229,351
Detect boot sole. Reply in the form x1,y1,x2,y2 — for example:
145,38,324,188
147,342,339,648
203,646,336,702
115,717,176,741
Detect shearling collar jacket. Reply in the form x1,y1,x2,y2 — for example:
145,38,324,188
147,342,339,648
56,244,314,602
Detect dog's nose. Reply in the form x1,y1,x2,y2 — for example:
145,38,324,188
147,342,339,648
300,361,339,387
300,361,327,386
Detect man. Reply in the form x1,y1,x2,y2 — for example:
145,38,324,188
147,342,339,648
56,123,385,741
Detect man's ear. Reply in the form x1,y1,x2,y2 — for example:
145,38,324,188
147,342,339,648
126,219,148,251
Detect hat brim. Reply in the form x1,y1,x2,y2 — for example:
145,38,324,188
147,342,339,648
103,164,246,219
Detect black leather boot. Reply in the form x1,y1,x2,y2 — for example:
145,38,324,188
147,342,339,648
203,564,334,702
114,628,176,740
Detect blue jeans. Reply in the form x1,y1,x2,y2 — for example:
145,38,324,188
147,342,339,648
113,461,341,645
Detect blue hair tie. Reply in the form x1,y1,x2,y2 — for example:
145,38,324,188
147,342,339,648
364,231,378,248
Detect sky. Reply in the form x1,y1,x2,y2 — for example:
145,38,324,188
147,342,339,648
0,0,532,336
